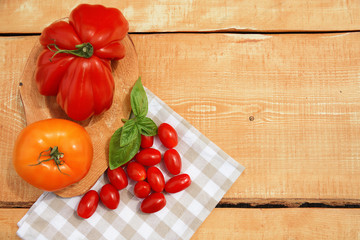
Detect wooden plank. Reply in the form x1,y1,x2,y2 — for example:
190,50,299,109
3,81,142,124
0,36,43,206
2,208,360,239
193,208,360,239
1,33,360,206
134,32,360,204
0,0,359,33
0,208,24,239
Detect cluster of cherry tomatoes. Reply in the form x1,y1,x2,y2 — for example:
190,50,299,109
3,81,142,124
77,123,191,218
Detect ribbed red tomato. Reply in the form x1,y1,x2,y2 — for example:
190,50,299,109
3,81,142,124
36,4,129,121
141,192,166,213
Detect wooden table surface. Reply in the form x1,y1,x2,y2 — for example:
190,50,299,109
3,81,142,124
1,1,360,239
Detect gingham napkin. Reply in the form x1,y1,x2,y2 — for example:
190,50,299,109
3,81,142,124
17,88,245,240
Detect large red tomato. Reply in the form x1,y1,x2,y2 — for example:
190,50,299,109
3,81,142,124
36,4,129,121
13,119,93,191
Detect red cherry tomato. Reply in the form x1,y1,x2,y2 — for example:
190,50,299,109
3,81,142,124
141,135,154,148
163,149,182,175
165,174,191,193
147,167,165,192
158,123,178,148
135,148,161,166
126,162,146,181
77,190,99,219
107,167,128,190
141,192,166,213
134,181,151,198
99,184,120,210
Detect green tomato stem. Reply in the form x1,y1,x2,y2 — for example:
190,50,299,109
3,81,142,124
29,146,69,175
47,42,94,62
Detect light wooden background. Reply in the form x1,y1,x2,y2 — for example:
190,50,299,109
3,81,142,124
1,0,360,239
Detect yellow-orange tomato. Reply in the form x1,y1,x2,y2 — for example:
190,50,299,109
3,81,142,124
13,119,93,191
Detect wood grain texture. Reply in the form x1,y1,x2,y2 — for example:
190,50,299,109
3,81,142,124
2,208,360,239
193,208,360,239
1,33,360,206
0,0,359,33
134,33,360,203
0,36,43,205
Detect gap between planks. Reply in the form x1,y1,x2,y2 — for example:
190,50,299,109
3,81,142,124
1,30,360,37
3,199,360,209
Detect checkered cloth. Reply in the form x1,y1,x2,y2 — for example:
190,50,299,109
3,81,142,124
17,88,244,240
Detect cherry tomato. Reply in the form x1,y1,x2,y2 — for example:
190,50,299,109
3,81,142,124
163,149,182,175
107,167,128,190
134,181,151,198
158,123,178,148
141,135,154,148
77,190,99,219
126,162,146,181
100,184,120,210
165,174,191,193
135,148,161,166
141,192,166,213
147,167,165,192
13,118,93,191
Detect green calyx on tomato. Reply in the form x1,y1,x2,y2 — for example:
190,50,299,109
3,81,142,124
29,146,69,175
109,77,158,170
47,42,94,62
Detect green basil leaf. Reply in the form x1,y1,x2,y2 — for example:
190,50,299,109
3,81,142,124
109,127,141,170
120,119,138,147
137,117,158,136
131,77,148,118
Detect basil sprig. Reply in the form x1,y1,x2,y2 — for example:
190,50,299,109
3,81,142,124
109,77,157,170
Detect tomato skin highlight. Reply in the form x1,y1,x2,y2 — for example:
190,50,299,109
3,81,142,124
163,149,182,175
147,167,165,193
135,148,161,166
77,190,99,219
165,174,191,193
158,123,178,148
100,184,120,210
140,135,154,148
141,192,166,213
12,119,93,191
126,162,146,181
134,181,151,198
107,167,128,190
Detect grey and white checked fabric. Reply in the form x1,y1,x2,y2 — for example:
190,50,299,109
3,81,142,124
17,88,245,240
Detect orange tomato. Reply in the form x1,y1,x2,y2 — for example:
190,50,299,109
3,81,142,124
13,119,93,191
